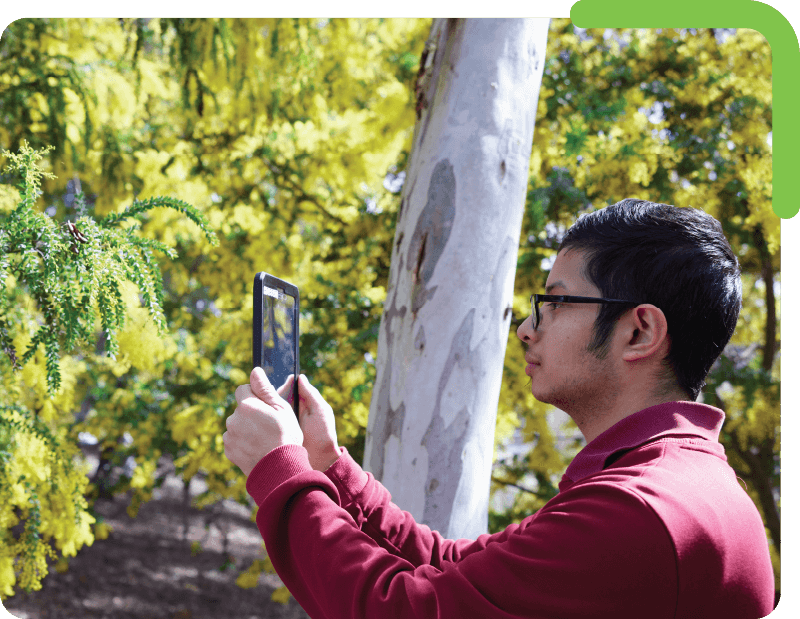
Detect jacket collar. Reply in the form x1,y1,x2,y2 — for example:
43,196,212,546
560,401,725,488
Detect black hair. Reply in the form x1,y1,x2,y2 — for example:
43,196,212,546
558,198,742,400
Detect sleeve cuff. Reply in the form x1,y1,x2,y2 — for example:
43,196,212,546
246,444,372,508
324,446,370,505
246,444,314,506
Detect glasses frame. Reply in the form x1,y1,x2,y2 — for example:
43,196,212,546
530,294,638,331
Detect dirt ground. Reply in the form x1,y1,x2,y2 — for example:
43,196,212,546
2,464,311,619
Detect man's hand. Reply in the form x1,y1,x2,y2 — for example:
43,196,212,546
294,374,341,472
224,367,304,477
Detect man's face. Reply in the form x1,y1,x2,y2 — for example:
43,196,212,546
516,249,621,416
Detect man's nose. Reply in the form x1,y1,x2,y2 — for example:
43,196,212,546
517,314,536,342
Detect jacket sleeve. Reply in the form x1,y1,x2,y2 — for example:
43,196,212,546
322,446,510,566
246,444,677,619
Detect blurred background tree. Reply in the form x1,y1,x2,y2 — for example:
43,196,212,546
0,17,778,604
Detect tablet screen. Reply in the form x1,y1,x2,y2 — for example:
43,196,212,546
261,284,296,397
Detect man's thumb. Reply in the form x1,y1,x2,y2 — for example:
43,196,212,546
250,366,276,401
299,374,322,400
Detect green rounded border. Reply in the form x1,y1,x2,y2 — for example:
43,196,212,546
571,0,798,219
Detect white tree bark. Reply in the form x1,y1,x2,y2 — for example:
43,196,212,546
363,18,549,540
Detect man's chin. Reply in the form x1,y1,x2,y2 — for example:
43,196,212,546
530,385,553,406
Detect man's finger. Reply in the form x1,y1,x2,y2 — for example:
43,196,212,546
276,374,295,399
299,374,323,399
250,366,282,406
235,384,252,405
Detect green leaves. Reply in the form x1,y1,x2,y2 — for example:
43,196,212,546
0,139,218,595
564,118,590,157
0,142,218,395
99,196,219,247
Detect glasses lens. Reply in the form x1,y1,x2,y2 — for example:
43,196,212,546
531,295,538,330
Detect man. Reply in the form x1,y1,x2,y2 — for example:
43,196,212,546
224,199,775,618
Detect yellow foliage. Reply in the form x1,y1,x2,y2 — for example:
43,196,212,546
171,404,205,445
236,570,260,589
0,406,96,593
130,459,157,489
229,367,248,385
0,184,19,212
94,521,112,540
364,286,386,305
272,585,292,604
0,550,15,597
628,161,651,186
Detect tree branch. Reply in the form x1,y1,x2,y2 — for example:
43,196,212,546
491,475,539,496
752,225,777,372
265,160,348,227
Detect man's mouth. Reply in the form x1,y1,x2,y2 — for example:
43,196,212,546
525,357,540,374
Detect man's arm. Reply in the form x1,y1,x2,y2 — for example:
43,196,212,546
246,444,677,619
281,374,518,565
320,445,515,567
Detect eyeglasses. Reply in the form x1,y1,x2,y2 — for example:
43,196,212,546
530,294,638,331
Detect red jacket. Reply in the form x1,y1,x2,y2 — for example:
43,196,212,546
246,401,775,618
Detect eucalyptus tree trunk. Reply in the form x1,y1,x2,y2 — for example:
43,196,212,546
363,18,549,540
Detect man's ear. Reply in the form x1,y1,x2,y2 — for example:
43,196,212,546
620,304,670,363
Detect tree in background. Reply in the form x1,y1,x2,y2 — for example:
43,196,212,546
363,18,550,540
0,17,778,602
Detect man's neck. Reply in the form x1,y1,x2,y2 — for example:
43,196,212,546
575,391,690,444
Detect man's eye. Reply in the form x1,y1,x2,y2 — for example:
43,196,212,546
546,302,562,310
